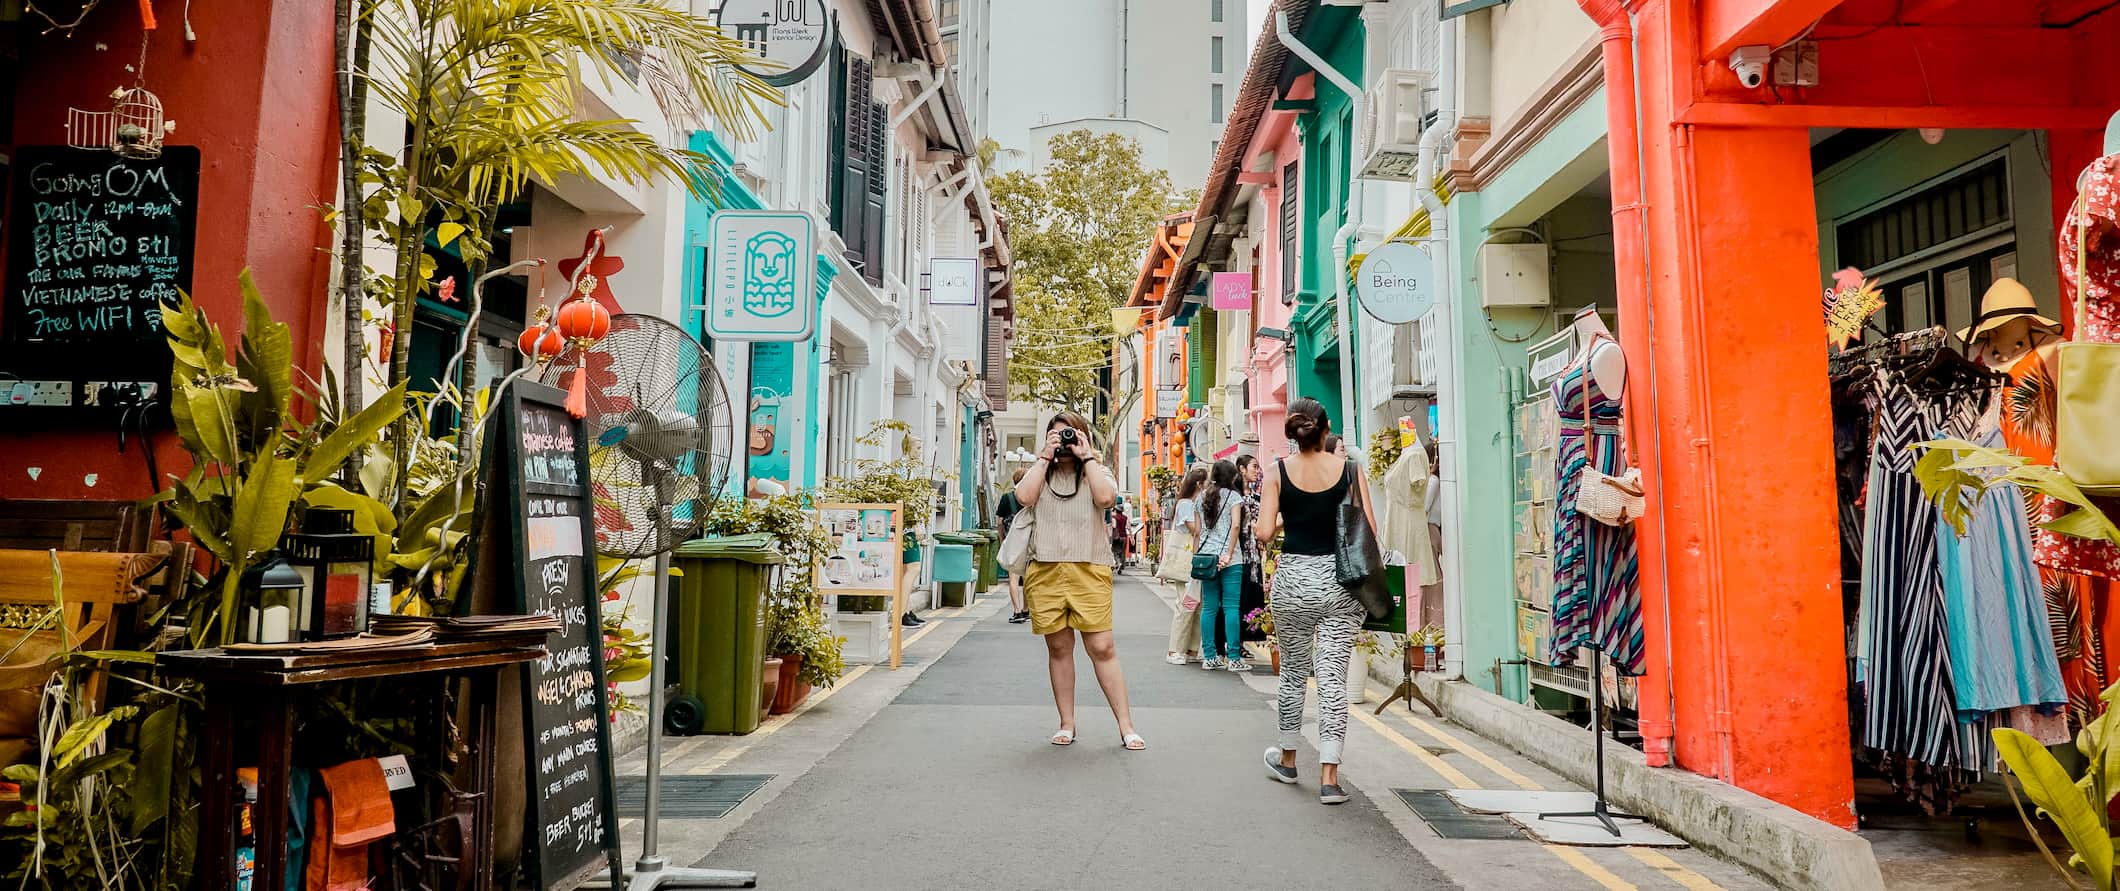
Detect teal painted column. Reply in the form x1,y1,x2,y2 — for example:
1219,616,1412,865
961,406,977,525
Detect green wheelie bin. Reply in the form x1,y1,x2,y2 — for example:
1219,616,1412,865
969,528,999,594
664,534,783,736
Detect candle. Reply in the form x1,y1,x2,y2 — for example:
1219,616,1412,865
261,605,291,644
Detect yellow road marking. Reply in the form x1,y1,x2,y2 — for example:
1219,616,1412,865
1350,707,1480,789
1624,847,1724,890
1394,712,1545,791
1546,847,1640,891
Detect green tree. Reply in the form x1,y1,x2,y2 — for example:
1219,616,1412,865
989,131,1192,448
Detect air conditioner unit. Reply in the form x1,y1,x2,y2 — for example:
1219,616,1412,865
1479,242,1551,308
1358,68,1433,182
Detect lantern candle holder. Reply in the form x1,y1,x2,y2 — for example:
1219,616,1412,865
239,554,307,645
283,508,375,639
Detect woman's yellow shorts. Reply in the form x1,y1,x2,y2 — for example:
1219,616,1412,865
1023,562,1114,635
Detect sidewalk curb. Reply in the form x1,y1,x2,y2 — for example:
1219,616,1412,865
1404,672,1884,891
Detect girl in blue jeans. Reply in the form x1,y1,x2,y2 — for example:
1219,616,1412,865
1196,460,1249,671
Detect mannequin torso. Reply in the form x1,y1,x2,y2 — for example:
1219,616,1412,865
1569,308,1627,400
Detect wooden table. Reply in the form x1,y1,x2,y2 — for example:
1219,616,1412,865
160,639,545,891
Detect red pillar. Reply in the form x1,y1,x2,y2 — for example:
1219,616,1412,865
1628,0,1858,828
0,0,340,500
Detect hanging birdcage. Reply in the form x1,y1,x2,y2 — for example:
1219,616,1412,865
66,85,174,159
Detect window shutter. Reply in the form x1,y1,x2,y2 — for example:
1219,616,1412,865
861,100,890,285
984,314,1009,409
1187,320,1204,405
835,53,876,255
1280,160,1299,301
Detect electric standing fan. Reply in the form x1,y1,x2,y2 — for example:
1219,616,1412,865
552,314,748,889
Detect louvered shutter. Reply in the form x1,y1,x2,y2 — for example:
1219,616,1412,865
984,314,1009,408
861,100,890,285
1280,160,1299,301
834,53,875,256
1187,320,1204,405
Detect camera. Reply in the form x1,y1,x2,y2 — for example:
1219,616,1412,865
1058,428,1078,447
1728,45,1769,89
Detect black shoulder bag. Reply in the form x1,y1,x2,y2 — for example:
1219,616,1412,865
1332,460,1395,621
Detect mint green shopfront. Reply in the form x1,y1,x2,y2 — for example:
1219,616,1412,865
1440,87,1614,705
1286,6,1365,423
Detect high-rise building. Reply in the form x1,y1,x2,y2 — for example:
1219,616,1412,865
985,0,1252,187
937,0,993,144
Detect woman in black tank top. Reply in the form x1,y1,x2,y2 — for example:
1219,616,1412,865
1251,397,1377,805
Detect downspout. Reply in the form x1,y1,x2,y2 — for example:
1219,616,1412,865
1573,0,1685,772
889,71,948,130
1275,9,1361,444
1414,12,1462,680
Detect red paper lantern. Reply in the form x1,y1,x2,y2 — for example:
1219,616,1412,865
517,323,564,359
556,299,612,343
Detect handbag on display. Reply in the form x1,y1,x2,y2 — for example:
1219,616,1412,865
1331,460,1396,622
998,509,1035,576
2056,201,2120,497
1570,336,1647,526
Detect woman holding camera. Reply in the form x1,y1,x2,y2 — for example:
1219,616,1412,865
1014,411,1144,751
1254,397,1374,804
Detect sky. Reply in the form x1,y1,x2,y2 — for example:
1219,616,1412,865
1248,0,1273,45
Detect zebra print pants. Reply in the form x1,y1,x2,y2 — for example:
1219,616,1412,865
1271,553,1366,765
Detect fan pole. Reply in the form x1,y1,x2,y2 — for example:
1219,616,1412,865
616,551,756,889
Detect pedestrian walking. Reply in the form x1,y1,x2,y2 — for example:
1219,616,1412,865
1195,460,1250,672
1161,465,1210,664
1014,411,1145,751
1109,501,1132,567
1254,397,1375,804
997,466,1030,624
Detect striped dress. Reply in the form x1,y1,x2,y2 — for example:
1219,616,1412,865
1858,366,1983,812
1547,349,1644,675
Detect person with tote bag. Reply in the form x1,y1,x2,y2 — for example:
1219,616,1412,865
1160,465,1210,664
1252,397,1384,805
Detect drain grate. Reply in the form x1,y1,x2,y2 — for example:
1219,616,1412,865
1393,789,1527,840
614,774,774,819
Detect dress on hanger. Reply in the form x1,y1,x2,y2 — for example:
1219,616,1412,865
1547,343,1643,675
1935,426,2068,721
1380,445,1440,586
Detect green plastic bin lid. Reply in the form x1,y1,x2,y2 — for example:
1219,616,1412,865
672,533,786,564
933,531,984,544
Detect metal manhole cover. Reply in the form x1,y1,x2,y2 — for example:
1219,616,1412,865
1393,789,1527,840
615,774,774,819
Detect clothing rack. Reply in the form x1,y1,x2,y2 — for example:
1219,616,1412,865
1828,326,1955,377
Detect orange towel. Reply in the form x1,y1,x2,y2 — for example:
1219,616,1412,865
306,758,396,891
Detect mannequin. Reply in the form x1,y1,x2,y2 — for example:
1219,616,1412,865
1570,306,1627,399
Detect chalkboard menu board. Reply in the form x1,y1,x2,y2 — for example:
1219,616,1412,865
4,145,199,344
491,380,623,889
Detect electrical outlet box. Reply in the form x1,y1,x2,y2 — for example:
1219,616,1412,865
4,380,72,407
1479,243,1552,308
83,381,159,406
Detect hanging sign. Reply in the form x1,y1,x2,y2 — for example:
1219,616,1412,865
1156,388,1184,419
713,0,833,86
1822,267,1885,351
4,145,198,344
1210,272,1251,311
705,210,816,343
489,380,623,889
1355,241,1433,325
928,257,979,306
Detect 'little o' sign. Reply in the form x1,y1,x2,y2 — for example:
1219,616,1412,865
1355,241,1433,325
714,0,833,87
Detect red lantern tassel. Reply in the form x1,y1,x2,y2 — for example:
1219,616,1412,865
565,367,589,418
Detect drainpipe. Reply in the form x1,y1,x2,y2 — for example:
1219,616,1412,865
1413,12,1462,680
889,70,947,130
1573,0,1685,772
1275,9,1361,445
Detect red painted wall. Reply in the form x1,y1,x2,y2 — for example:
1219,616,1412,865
0,0,339,501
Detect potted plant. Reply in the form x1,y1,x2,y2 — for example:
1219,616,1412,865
760,656,782,724
766,598,845,714
1245,607,1277,673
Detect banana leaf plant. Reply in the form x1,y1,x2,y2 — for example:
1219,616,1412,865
1995,681,2120,890
1912,438,2120,548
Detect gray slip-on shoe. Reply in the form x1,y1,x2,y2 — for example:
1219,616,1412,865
1319,783,1350,805
1264,748,1297,784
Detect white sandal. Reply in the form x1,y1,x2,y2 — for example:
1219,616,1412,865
1050,728,1075,746
1120,733,1147,751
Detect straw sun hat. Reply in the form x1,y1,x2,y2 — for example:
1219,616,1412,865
1955,277,2062,343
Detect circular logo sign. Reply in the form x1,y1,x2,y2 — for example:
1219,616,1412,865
1355,241,1433,325
715,0,833,87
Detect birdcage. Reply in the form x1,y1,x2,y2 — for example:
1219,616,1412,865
66,86,174,159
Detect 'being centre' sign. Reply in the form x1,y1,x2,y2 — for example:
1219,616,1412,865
714,0,833,86
1355,241,1433,325
705,211,816,342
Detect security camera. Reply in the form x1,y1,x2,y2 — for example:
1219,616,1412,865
1728,45,1770,89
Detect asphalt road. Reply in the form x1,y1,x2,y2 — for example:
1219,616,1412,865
698,572,1456,890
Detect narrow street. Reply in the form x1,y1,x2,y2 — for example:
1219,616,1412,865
639,575,1773,890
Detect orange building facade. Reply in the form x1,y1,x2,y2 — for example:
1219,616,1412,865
1572,0,2120,827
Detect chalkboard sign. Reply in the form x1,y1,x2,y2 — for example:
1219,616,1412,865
3,145,199,344
491,380,623,889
